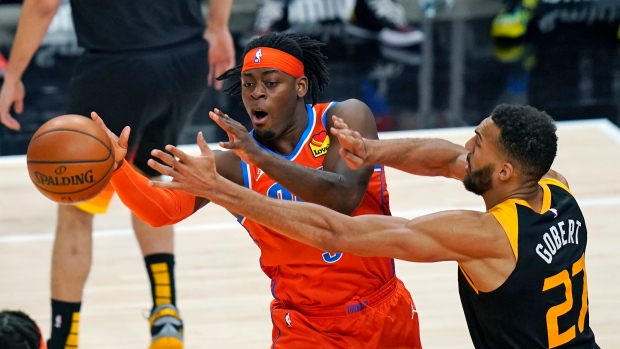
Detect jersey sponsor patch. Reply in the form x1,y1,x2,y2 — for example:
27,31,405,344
309,131,330,158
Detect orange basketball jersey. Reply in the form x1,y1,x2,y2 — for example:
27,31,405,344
239,102,395,307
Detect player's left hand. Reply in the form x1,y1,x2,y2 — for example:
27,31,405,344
147,132,220,198
209,108,265,165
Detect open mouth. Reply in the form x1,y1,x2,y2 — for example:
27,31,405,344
251,109,269,124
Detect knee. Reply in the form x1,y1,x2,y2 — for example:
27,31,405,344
57,204,94,231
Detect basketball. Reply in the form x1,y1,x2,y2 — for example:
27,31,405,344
26,114,115,204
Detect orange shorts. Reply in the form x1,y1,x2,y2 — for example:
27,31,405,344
269,277,422,349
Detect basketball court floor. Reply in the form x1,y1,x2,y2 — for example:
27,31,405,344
0,119,618,348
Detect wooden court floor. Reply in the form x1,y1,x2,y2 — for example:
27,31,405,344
1,119,619,348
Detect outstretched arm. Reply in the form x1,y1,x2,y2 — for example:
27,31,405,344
207,181,503,264
91,112,199,227
148,132,507,265
332,116,468,181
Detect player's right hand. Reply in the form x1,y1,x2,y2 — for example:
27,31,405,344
0,78,25,131
90,111,130,169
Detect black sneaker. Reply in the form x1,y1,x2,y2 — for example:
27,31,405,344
346,0,424,47
239,0,289,47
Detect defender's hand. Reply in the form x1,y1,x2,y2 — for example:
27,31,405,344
148,132,220,198
330,115,368,170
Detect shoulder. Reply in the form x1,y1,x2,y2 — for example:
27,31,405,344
326,99,371,118
541,169,570,191
324,99,377,137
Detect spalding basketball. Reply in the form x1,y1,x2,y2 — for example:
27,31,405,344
26,114,115,204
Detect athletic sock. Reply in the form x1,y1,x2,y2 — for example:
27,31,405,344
47,300,81,349
145,253,176,311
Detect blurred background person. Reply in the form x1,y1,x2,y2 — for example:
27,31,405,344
241,0,424,47
0,0,235,349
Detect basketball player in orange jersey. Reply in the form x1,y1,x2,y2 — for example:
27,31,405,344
141,104,600,349
93,32,422,348
0,0,235,348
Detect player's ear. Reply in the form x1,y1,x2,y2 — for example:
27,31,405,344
499,161,514,181
296,76,308,98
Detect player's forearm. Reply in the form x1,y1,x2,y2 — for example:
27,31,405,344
110,162,197,227
208,176,345,252
205,0,232,32
252,151,367,214
4,0,61,83
365,138,466,178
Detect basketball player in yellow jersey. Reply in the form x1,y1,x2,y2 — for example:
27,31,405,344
145,103,599,349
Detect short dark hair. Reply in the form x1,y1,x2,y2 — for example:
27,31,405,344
217,32,330,105
491,104,557,180
0,310,41,349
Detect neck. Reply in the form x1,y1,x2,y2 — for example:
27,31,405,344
482,178,543,211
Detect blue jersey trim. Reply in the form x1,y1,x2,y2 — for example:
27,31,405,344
237,217,260,246
376,165,388,216
241,159,250,189
250,104,315,160
237,161,251,224
271,277,279,300
270,308,281,348
320,101,338,127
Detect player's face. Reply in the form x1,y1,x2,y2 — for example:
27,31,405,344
463,117,501,195
240,68,305,142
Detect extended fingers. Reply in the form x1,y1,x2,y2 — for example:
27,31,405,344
118,126,131,149
209,110,235,132
148,178,182,190
331,126,359,145
209,110,247,146
166,144,200,166
147,157,176,177
150,148,180,173
339,148,364,170
197,131,214,157
331,115,350,130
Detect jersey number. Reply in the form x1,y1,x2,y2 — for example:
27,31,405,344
267,184,342,263
542,253,589,348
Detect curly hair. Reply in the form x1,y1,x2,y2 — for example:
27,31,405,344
0,310,41,349
491,104,557,180
217,32,330,105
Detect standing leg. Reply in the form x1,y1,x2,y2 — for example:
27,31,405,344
47,205,93,349
133,212,183,349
